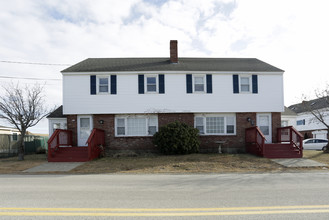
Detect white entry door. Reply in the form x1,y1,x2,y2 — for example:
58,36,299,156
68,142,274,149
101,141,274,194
77,115,93,146
257,113,272,143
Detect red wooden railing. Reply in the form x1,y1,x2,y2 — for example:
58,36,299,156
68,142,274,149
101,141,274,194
277,126,303,156
86,128,105,160
245,126,266,156
47,129,72,159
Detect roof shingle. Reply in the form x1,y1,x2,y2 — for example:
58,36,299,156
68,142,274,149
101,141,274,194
62,58,284,73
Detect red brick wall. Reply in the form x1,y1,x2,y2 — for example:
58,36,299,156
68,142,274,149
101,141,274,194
158,113,194,127
271,112,281,143
67,112,282,154
66,115,77,146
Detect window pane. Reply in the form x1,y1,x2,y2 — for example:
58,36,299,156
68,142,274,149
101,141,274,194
206,117,224,134
99,78,108,84
127,118,146,135
149,117,157,126
195,84,204,92
99,85,108,92
147,85,156,92
148,126,157,135
241,85,249,92
227,125,234,134
260,126,269,135
117,127,125,135
241,77,249,84
80,118,90,128
196,117,204,126
117,118,125,127
147,77,156,84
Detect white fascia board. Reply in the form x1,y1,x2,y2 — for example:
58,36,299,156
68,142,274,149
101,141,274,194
62,71,284,76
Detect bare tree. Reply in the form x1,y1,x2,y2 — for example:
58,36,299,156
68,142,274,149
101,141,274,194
301,85,329,152
0,83,50,160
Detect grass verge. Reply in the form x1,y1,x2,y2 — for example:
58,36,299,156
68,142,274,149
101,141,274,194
0,151,328,174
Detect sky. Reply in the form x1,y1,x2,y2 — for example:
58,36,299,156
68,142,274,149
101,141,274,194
0,0,328,134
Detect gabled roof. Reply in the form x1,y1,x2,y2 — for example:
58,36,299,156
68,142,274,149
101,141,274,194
47,105,65,118
62,58,284,73
289,97,329,114
282,106,297,116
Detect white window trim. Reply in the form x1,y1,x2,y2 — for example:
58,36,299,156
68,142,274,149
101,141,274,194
145,75,158,94
193,75,206,93
115,115,158,137
239,75,252,93
96,76,110,94
194,114,236,135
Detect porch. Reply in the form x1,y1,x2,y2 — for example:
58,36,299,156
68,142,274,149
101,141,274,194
47,128,104,162
246,126,303,158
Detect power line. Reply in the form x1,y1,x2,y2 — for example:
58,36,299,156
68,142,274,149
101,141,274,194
0,60,71,66
0,75,61,81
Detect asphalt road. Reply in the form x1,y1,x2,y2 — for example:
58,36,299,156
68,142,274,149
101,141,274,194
0,172,329,219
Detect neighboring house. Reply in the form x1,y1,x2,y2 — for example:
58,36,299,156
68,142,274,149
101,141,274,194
289,97,329,139
0,125,20,141
281,106,297,127
48,40,286,155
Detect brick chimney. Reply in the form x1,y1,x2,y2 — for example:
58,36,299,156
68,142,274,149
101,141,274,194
170,40,178,63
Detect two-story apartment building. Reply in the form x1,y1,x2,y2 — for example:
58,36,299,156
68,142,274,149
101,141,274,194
48,40,285,155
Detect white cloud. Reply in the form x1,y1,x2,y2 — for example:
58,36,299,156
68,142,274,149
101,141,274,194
1,0,328,133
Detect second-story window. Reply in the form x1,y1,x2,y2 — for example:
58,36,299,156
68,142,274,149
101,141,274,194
240,76,251,92
98,77,109,93
146,76,157,93
194,76,205,92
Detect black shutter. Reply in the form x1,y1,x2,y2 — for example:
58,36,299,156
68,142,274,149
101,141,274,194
206,74,212,93
159,74,165,94
138,75,144,94
186,74,192,93
111,75,117,94
90,75,96,95
252,75,258,94
233,75,239,94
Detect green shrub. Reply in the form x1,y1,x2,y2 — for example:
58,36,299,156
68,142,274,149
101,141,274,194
153,121,200,155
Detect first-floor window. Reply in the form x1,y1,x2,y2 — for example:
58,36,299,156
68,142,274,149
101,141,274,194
195,114,236,135
115,115,158,136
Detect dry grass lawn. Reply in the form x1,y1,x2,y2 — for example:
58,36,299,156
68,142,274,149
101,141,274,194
70,153,283,174
0,151,328,174
303,150,329,165
0,154,47,174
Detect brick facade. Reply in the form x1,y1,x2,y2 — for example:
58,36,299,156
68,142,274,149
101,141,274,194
66,115,77,146
66,112,281,155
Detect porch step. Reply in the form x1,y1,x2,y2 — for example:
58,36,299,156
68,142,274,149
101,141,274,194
263,143,302,159
48,147,89,162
